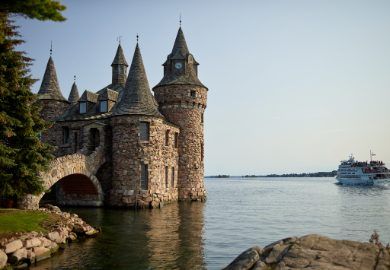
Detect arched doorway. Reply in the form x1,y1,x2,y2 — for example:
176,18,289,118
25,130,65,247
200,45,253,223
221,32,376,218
40,173,103,207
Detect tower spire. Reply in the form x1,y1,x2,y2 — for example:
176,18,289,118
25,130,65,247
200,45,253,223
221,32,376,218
68,76,80,104
111,41,128,86
113,43,161,117
38,55,66,101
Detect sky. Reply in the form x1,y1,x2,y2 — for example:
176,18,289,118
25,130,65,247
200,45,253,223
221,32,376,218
15,0,390,175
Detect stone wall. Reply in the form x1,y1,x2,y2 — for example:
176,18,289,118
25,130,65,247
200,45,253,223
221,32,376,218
153,84,207,201
38,99,70,154
110,115,179,208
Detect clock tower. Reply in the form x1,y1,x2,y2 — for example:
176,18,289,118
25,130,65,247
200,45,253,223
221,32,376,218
153,27,208,201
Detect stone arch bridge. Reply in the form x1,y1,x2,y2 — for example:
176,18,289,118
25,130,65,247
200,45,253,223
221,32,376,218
18,146,106,210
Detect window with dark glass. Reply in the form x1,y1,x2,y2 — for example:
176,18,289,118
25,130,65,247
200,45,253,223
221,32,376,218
165,130,170,146
99,100,108,113
165,166,169,188
201,113,204,123
171,167,175,188
174,132,178,148
190,90,196,98
140,122,150,141
141,163,148,190
62,127,70,144
79,102,87,114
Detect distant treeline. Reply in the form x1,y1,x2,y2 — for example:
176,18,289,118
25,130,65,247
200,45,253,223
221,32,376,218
206,171,337,178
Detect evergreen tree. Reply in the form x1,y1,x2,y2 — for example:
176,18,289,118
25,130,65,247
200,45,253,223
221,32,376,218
0,1,66,198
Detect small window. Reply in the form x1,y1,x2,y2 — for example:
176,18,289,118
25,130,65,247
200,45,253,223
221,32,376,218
165,166,169,188
174,132,178,148
99,100,108,113
201,113,204,123
190,90,196,98
171,167,175,188
141,163,148,190
201,143,204,161
140,122,150,141
62,127,70,144
165,130,170,146
79,102,87,114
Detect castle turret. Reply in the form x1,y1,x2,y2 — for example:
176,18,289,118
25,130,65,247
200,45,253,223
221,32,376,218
68,80,80,104
110,42,179,207
37,55,69,122
153,27,208,201
111,43,128,87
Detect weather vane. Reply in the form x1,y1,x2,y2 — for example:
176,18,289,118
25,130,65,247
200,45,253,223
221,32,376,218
179,13,182,27
50,41,53,56
117,36,122,44
74,75,76,82
136,33,139,43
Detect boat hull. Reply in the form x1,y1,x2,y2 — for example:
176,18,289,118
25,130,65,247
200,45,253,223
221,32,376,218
336,177,390,186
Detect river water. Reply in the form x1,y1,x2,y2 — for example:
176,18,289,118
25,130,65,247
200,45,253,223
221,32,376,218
31,177,390,270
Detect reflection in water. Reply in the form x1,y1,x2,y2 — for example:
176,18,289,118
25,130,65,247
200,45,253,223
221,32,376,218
30,178,390,269
31,203,205,270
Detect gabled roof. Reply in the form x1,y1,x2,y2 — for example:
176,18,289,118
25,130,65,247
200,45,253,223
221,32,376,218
68,82,80,104
79,90,98,103
113,44,162,117
111,44,128,66
38,56,67,101
98,88,118,101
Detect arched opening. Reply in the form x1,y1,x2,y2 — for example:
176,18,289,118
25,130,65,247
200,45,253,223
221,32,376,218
88,128,100,152
40,173,103,207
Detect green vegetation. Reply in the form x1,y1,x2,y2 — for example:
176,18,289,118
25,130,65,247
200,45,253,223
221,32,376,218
0,209,58,237
0,1,66,199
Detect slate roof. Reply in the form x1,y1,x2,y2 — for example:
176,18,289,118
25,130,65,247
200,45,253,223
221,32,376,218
68,82,80,104
38,57,67,101
111,44,128,66
113,44,162,117
154,27,206,89
79,90,99,103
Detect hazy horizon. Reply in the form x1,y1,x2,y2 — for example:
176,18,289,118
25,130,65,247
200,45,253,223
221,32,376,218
15,0,390,175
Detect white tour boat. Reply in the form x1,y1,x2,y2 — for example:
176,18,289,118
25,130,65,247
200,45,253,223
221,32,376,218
336,152,390,185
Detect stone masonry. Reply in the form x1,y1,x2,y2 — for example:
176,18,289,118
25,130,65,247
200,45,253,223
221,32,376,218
21,27,208,209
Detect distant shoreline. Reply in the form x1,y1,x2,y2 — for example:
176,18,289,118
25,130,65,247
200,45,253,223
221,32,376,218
205,171,337,178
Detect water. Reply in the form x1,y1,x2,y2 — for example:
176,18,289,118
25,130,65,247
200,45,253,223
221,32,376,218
31,177,390,270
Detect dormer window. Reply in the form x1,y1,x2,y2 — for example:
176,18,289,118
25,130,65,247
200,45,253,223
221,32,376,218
79,102,87,114
99,100,108,113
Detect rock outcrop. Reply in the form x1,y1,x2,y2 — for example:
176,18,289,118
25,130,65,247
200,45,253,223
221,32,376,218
223,234,390,270
0,205,99,269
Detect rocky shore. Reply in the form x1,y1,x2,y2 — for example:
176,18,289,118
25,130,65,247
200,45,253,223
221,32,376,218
0,205,99,269
223,234,390,270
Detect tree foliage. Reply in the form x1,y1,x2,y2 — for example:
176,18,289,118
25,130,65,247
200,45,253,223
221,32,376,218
0,0,66,21
0,1,66,198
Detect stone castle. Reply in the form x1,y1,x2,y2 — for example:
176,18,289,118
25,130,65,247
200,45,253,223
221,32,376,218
27,27,208,208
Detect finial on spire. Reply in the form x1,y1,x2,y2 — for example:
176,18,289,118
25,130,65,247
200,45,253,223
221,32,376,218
117,36,122,44
179,13,182,27
74,75,76,82
50,41,53,56
136,34,139,44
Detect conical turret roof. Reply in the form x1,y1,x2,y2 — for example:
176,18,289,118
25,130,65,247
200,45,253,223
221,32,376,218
111,44,128,66
170,27,189,58
68,82,80,104
113,44,162,117
38,57,66,101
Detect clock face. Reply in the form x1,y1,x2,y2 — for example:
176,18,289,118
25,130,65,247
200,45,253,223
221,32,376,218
175,62,183,69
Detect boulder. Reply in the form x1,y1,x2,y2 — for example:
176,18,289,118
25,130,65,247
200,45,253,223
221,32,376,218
47,231,65,244
33,246,51,262
222,246,262,270
0,250,7,269
224,234,387,270
25,238,41,248
4,239,23,254
9,248,27,264
48,242,59,254
38,237,52,248
27,249,36,264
